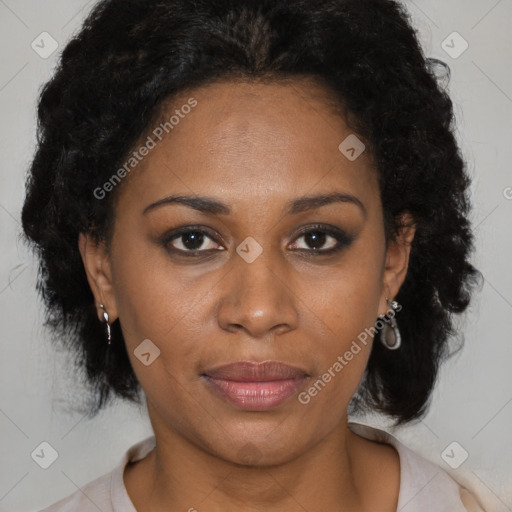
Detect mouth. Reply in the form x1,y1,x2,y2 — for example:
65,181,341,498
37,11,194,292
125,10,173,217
200,361,309,411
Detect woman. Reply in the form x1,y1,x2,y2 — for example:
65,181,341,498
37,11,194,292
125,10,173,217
22,0,485,510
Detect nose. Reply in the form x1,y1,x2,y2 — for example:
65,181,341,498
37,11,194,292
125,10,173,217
216,249,299,339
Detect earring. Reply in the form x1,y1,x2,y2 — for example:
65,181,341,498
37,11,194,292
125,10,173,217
377,298,401,350
99,304,112,345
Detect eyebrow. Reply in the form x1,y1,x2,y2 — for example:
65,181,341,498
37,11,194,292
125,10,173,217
143,191,367,218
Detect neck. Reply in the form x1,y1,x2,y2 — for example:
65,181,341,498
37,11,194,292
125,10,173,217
127,415,369,512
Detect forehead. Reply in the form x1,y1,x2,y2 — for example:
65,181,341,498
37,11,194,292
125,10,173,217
115,79,380,216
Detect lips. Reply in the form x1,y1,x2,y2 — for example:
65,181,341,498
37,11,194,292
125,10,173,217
203,360,309,381
201,361,309,411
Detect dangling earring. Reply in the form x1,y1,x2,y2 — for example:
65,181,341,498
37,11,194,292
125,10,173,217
377,298,401,350
99,304,112,345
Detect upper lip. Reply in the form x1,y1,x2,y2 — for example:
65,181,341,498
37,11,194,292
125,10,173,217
202,361,309,382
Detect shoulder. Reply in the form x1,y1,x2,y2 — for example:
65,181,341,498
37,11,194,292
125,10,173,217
35,436,156,512
348,422,486,512
36,471,113,512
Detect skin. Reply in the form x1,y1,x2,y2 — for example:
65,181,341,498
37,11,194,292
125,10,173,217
79,78,415,512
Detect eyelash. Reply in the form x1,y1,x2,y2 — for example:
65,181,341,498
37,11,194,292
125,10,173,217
160,224,354,257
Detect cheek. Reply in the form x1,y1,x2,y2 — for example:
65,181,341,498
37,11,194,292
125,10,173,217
109,236,211,367
297,287,377,417
310,242,384,336
296,241,384,402
111,256,207,414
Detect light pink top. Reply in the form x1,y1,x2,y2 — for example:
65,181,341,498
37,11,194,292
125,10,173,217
36,422,485,511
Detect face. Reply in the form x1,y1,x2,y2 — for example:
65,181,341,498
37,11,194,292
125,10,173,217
80,79,414,466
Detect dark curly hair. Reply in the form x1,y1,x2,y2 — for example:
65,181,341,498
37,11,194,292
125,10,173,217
21,0,482,425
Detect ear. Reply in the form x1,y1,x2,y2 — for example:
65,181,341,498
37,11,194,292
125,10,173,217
78,233,118,322
378,212,416,315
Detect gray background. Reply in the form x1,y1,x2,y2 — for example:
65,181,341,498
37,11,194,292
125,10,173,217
0,0,511,511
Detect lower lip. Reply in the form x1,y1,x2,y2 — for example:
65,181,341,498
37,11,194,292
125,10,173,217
202,375,307,411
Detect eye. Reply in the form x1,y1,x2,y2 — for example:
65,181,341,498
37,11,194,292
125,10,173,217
289,224,354,255
163,227,224,254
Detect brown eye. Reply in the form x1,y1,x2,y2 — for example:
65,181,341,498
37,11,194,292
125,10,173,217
162,228,224,254
289,225,354,255
297,231,333,251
